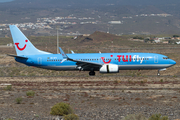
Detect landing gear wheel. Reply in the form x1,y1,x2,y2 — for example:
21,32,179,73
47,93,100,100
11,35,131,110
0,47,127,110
89,71,95,76
157,71,160,76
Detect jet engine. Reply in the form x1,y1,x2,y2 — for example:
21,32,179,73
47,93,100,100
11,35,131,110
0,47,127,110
100,64,119,73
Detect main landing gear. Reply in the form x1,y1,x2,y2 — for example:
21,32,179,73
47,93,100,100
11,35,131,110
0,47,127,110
89,71,95,76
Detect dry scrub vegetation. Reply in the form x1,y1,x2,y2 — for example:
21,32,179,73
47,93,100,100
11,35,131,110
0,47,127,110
0,33,180,119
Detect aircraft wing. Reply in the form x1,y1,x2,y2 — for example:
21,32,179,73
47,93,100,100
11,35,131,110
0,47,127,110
59,47,102,70
69,58,102,66
68,58,103,70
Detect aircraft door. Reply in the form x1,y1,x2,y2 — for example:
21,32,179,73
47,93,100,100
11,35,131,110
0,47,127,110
37,57,42,65
154,56,158,63
98,57,103,63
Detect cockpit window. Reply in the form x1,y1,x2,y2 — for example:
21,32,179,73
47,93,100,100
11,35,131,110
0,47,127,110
163,57,169,59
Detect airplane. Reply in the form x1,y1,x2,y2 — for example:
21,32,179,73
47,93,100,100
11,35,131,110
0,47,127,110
8,25,176,76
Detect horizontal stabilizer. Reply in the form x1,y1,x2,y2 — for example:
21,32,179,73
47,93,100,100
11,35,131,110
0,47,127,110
7,54,28,59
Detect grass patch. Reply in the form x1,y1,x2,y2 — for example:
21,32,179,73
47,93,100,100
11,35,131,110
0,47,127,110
50,102,73,116
4,85,12,91
26,90,35,97
160,79,163,83
122,113,146,120
64,114,79,120
122,113,169,120
15,97,22,104
148,114,168,120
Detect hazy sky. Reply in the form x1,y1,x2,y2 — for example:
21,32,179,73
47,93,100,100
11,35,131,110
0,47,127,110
0,0,14,3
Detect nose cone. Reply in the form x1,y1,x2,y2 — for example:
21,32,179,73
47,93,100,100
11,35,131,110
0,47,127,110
170,59,176,66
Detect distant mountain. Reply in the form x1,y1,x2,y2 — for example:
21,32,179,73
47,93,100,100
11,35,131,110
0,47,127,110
1,0,180,35
0,0,179,17
0,0,180,16
1,0,180,8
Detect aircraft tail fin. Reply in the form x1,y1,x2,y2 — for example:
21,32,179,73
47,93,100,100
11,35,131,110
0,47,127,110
9,25,51,56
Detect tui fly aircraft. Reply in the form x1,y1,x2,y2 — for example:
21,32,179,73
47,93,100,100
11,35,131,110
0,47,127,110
8,25,176,76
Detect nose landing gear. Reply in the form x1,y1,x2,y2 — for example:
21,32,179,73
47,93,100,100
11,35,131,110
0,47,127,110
157,68,166,76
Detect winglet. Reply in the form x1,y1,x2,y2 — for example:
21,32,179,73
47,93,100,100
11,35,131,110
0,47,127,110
59,47,68,63
59,47,68,59
71,50,75,54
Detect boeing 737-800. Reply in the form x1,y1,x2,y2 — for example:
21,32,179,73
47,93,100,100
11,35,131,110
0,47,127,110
8,25,176,76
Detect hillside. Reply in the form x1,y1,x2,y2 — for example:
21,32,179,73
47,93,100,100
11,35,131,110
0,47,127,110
1,0,180,36
1,31,179,55
1,0,180,8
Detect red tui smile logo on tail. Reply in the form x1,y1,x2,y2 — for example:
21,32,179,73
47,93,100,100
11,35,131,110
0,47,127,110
15,40,28,51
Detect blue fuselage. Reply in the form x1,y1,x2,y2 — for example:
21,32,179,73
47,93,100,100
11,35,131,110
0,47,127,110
15,53,176,71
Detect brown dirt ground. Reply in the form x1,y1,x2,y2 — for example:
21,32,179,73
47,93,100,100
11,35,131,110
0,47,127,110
0,34,180,119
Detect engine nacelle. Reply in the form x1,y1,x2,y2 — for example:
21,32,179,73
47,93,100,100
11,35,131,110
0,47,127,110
100,64,119,73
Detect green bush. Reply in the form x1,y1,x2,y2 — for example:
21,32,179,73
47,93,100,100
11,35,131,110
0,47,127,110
5,119,14,120
50,102,73,116
26,90,35,97
15,97,22,104
133,36,144,40
173,35,179,37
5,85,12,91
122,114,147,120
148,114,168,120
64,114,79,120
